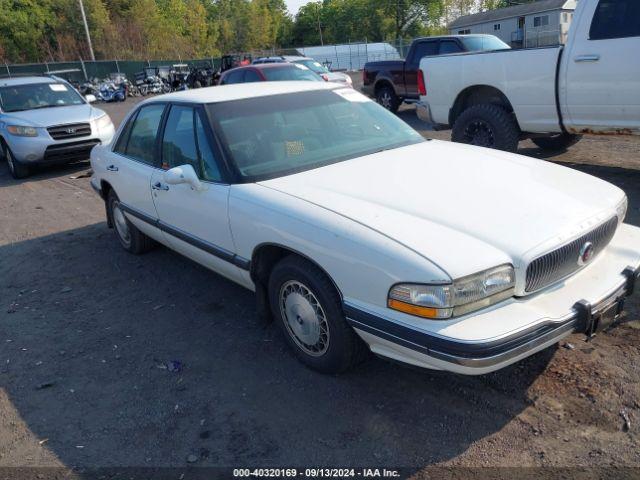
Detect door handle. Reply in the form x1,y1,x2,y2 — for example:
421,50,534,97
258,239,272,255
106,165,119,172
152,182,169,191
574,54,600,63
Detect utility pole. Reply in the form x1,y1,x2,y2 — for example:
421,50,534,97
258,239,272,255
316,4,324,46
78,0,95,61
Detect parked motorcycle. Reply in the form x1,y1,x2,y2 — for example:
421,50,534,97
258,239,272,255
97,80,126,102
135,67,171,96
170,64,191,91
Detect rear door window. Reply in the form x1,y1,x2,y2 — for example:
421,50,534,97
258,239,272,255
590,0,640,40
123,104,165,165
221,70,244,85
439,40,463,55
409,41,438,66
243,70,262,83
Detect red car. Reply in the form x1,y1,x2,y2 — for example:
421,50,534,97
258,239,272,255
218,63,323,85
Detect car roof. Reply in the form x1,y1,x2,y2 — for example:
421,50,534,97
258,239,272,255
282,56,311,61
0,76,58,88
418,34,498,40
219,63,307,77
249,63,301,70
253,56,286,62
141,81,341,105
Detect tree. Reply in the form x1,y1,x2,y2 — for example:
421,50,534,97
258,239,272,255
0,0,50,62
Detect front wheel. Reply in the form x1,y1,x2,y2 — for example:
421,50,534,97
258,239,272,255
5,146,30,179
107,190,155,254
268,255,366,374
376,85,400,113
531,133,582,151
452,104,520,152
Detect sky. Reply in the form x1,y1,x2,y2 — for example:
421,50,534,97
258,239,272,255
285,0,309,15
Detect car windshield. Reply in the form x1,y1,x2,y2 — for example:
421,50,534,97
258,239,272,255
461,36,510,51
294,59,329,74
208,89,424,182
262,65,322,82
0,82,85,112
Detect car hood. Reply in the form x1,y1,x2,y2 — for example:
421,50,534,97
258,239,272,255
259,140,625,281
1,104,100,127
326,72,350,83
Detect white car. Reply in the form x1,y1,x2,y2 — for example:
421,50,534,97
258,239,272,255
90,81,640,375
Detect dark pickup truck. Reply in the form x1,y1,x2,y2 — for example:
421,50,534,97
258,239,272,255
361,35,510,112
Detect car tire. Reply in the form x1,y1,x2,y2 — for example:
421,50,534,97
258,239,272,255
5,145,30,179
268,255,367,374
532,133,582,151
376,85,400,113
452,104,520,153
107,190,155,254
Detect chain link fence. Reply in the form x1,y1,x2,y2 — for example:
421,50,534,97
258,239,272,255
1,38,421,81
1,57,222,83
524,28,565,48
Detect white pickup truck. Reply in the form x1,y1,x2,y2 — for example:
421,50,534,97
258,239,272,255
417,0,640,152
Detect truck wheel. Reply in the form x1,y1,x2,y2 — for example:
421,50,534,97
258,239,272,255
376,85,400,113
107,190,155,254
268,255,367,374
452,104,520,153
532,133,582,151
5,146,30,179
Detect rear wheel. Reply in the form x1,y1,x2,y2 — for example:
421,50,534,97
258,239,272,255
532,133,582,151
5,146,30,179
107,190,155,254
376,85,400,113
452,104,520,152
268,255,366,374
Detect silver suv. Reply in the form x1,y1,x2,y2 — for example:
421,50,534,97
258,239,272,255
0,75,115,179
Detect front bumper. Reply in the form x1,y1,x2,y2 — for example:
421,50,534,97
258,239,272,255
6,123,115,165
416,100,435,124
346,224,640,375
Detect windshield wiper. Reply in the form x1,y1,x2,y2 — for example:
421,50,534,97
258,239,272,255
30,104,71,110
7,104,72,112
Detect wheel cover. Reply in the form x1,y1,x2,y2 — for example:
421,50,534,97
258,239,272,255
279,280,330,356
463,120,495,147
379,91,392,109
112,201,131,246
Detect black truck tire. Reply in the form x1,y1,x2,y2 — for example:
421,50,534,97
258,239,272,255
452,104,520,153
376,85,401,113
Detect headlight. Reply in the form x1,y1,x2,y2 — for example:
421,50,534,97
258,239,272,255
7,125,38,137
96,114,114,131
388,264,516,320
616,196,628,224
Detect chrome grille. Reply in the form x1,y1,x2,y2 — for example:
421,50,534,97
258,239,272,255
47,123,91,140
525,217,618,293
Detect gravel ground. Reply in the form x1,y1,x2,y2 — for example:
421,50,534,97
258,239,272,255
1,93,640,477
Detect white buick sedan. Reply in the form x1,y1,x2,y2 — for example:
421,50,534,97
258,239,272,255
90,82,640,375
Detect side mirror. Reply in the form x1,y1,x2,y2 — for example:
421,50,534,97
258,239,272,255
164,164,205,191
85,94,97,103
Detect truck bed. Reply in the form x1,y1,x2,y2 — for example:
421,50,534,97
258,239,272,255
422,46,562,133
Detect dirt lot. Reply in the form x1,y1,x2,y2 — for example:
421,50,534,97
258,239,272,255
1,95,640,478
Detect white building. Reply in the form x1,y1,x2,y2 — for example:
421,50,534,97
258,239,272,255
448,0,577,49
